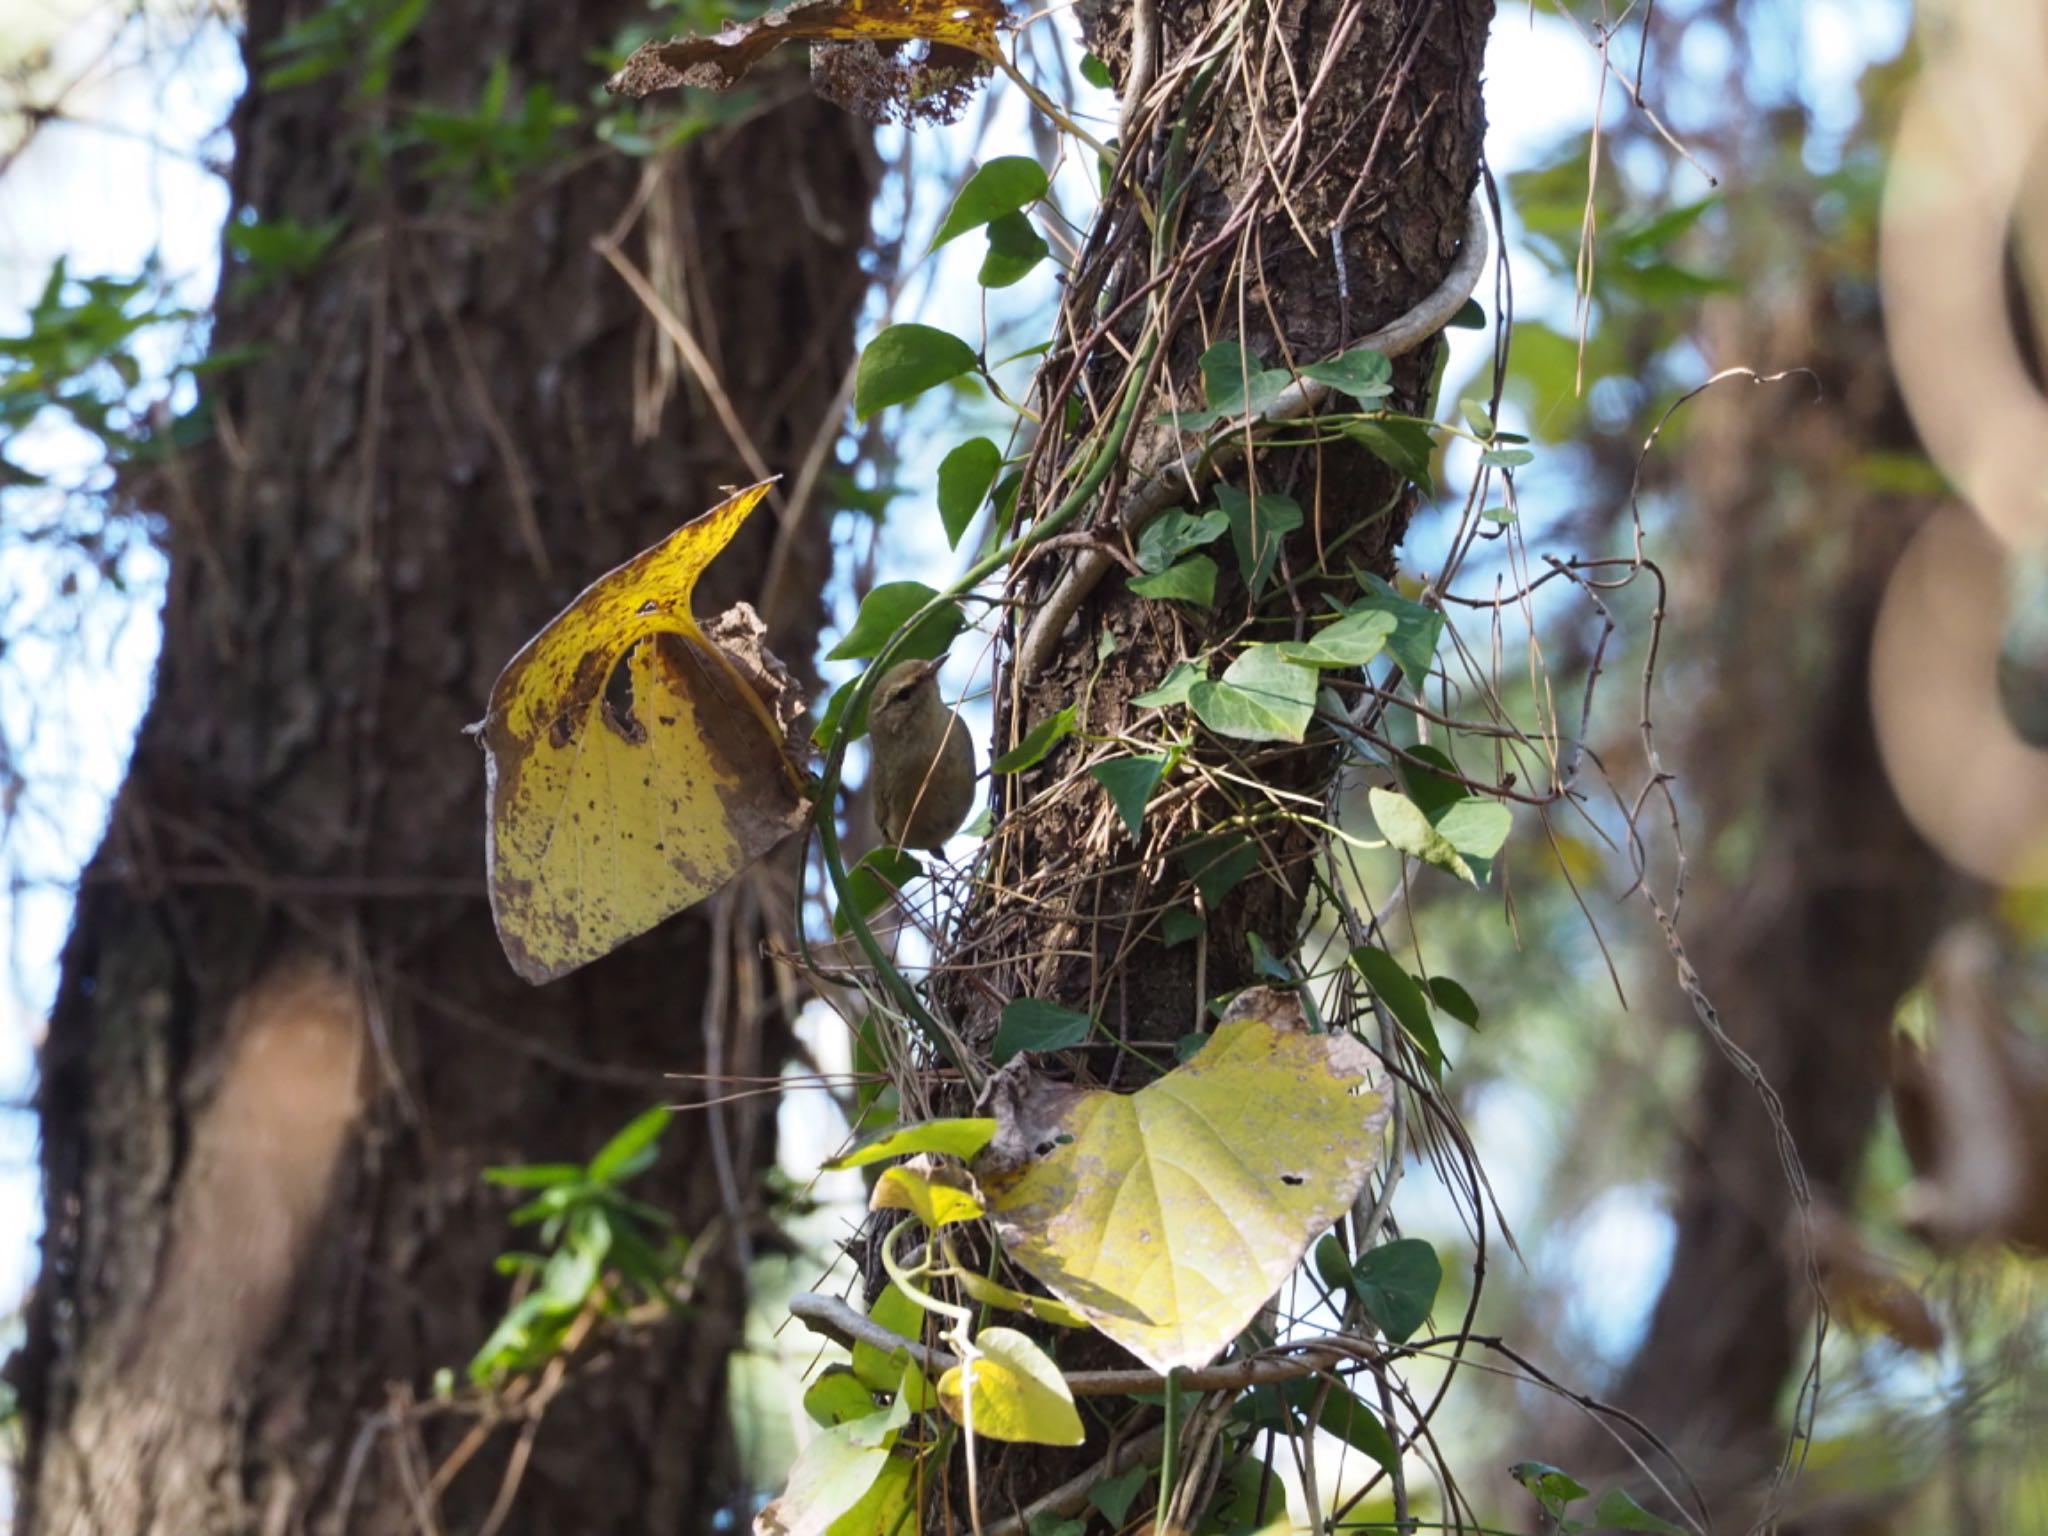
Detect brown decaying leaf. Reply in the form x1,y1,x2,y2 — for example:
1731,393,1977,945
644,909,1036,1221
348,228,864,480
1892,922,2048,1251
1803,1200,1942,1355
607,0,1008,98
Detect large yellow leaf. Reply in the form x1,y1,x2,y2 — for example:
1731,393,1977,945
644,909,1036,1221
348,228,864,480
609,0,1007,97
481,482,806,983
975,991,1389,1374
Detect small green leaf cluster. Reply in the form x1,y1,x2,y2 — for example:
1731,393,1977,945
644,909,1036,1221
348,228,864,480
0,259,196,484
1509,1462,1687,1534
400,57,583,203
467,1107,684,1382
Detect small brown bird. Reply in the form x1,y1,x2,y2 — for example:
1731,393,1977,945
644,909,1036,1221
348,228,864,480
868,655,976,852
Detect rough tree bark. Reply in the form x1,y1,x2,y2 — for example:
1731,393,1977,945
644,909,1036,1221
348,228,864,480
13,2,875,1531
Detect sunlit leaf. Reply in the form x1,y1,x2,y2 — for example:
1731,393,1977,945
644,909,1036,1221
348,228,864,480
827,1116,998,1169
976,996,1390,1372
936,1328,1084,1445
871,1163,986,1227
1191,645,1317,743
482,481,805,983
752,1408,903,1536
1273,609,1397,669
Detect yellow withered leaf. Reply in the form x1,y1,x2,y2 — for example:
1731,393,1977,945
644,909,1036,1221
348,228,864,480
975,990,1390,1374
481,481,806,983
608,0,1007,97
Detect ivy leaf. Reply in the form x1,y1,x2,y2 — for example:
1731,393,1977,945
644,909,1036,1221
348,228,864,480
1190,645,1317,743
1288,1378,1399,1476
831,848,924,937
1368,785,1508,886
937,437,1002,548
827,580,964,661
1135,507,1230,574
1178,832,1257,907
1300,345,1393,402
1346,1237,1441,1343
1349,573,1443,690
854,323,977,421
1131,661,1204,709
1349,945,1442,1079
1344,416,1437,495
992,706,1077,774
1090,755,1167,838
931,156,1050,248
1459,397,1496,438
1448,297,1485,329
1089,1467,1152,1526
1078,52,1113,89
1130,554,1217,605
995,998,1093,1062
1159,339,1293,429
1481,445,1535,468
1273,608,1398,669
979,211,1049,288
1216,484,1303,601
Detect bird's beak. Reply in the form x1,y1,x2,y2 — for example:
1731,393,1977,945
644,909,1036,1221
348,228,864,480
916,652,951,680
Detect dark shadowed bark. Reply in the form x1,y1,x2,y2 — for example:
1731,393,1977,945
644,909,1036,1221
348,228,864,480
15,1,875,1530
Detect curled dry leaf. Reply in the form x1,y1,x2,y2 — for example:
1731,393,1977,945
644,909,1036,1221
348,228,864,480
480,481,807,984
608,0,1008,125
974,988,1390,1374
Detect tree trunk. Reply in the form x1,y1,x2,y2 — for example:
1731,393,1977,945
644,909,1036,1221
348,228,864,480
14,2,875,1530
924,0,1492,1520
